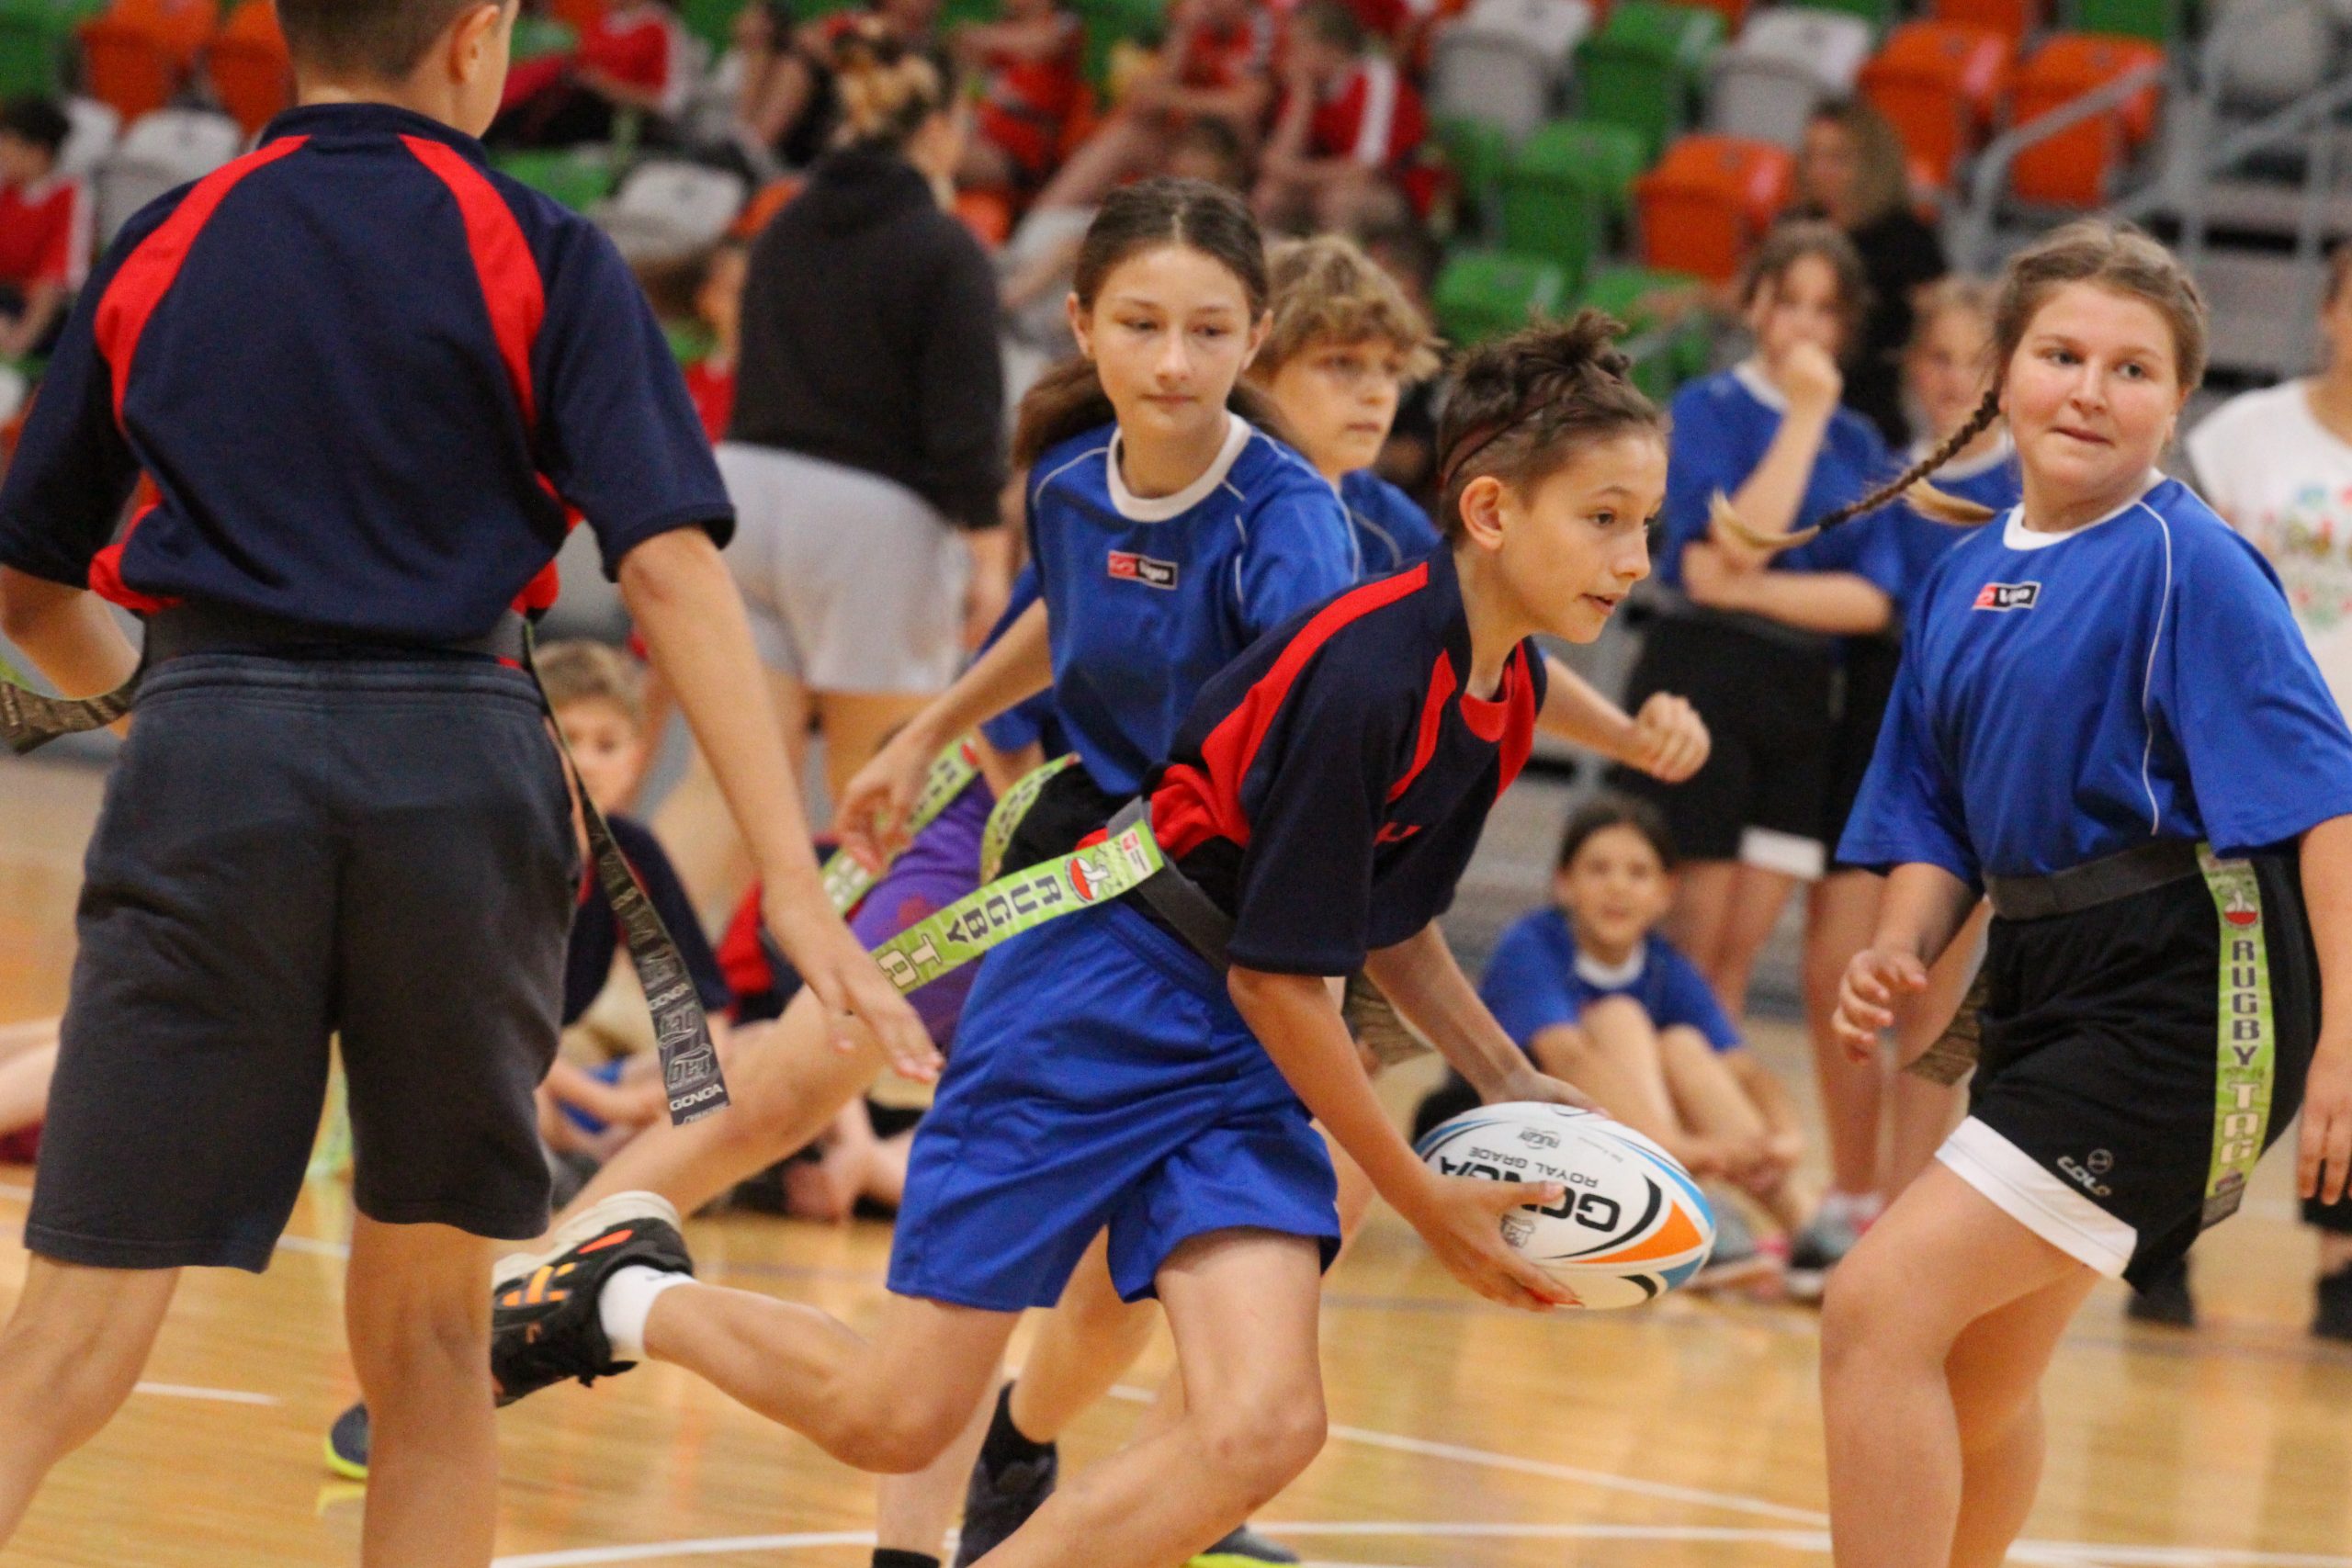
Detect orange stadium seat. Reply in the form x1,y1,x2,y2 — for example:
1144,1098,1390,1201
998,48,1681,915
206,0,290,137
79,0,219,120
2008,32,2163,206
548,0,609,32
1859,21,2013,186
1930,0,2042,42
1634,132,1792,283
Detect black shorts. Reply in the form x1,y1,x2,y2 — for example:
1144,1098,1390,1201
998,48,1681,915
1948,853,2316,1289
1609,613,1838,873
28,653,576,1272
1825,637,1903,873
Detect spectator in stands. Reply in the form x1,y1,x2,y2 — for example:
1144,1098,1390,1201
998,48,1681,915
953,0,1088,200
1789,97,1946,447
493,0,697,150
682,239,750,443
1251,1,1424,234
720,1,829,172
1026,0,1275,211
0,98,87,359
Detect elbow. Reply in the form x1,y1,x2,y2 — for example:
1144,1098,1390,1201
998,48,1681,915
0,567,59,644
616,527,719,615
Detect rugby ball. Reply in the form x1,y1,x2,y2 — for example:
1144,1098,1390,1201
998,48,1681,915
1414,1103,1715,1309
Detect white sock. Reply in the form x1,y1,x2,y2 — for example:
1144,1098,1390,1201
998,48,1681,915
600,1265,693,1362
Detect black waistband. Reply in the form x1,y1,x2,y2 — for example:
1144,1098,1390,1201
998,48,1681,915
1984,838,2203,922
144,604,528,666
1108,797,1234,969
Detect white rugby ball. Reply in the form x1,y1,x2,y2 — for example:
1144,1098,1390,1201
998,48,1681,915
1414,1102,1716,1309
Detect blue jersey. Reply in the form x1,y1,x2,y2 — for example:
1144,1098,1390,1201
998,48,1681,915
0,103,728,639
1478,911,1740,1055
1147,547,1548,975
1871,437,2022,625
1840,477,2352,883
977,563,1070,757
1027,412,1356,795
1657,366,1894,592
1340,469,1441,577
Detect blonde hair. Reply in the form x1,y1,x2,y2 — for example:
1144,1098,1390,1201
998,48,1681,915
1256,235,1442,383
831,21,954,151
538,640,647,730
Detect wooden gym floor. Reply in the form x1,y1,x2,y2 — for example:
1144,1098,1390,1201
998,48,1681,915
3,752,2350,1568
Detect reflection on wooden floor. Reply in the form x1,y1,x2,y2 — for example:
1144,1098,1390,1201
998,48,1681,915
3,754,2349,1568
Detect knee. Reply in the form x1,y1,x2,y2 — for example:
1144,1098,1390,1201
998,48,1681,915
350,1293,490,1404
1818,1255,1907,1387
828,1397,967,1474
1195,1383,1327,1503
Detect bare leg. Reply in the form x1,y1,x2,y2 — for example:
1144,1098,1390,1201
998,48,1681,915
973,1230,1329,1568
643,1285,1018,1472
1530,996,1706,1169
1804,872,1887,1202
1945,1272,2097,1568
1678,863,1800,1021
861,1130,915,1211
876,1370,1001,1559
1664,860,1739,994
1658,1027,1815,1232
1009,1232,1159,1441
1820,1162,2090,1568
1884,905,1987,1201
0,1258,176,1545
0,1035,57,1135
347,1219,500,1568
813,691,938,807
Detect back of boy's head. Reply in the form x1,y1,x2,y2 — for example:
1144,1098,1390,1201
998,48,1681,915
1261,234,1441,382
0,96,69,157
538,640,647,730
1556,794,1677,873
278,0,484,81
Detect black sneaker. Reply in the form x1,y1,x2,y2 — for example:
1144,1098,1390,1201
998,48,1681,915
1191,1524,1302,1565
322,1401,370,1482
2126,1257,2197,1329
953,1435,1059,1566
2314,1267,2352,1342
489,1191,693,1407
1784,1207,1865,1304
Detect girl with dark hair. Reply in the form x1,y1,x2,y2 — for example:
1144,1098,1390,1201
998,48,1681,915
480,311,1670,1568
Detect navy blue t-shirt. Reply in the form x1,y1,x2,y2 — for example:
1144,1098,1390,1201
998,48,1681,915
1340,469,1441,577
1841,477,2352,883
0,103,730,640
1147,547,1548,975
564,815,731,1027
1478,910,1740,1055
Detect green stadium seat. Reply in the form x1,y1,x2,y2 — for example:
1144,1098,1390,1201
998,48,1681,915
1433,250,1568,346
682,0,748,48
0,0,82,97
1574,0,1724,159
2065,0,2178,39
1433,116,1514,231
940,0,1001,28
1072,0,1166,93
1579,265,1709,398
492,147,619,211
1495,120,1645,288
1800,0,1903,27
510,14,578,62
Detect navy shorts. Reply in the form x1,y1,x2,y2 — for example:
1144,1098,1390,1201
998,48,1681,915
888,902,1340,1311
28,653,576,1271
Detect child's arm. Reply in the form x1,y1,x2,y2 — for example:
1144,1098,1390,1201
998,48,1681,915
1360,922,1595,1111
1681,548,1894,636
0,569,139,705
0,281,65,359
1537,655,1709,783
1835,862,1977,1060
1228,964,1575,1310
542,1056,658,1127
620,528,939,1079
1719,344,1843,546
2300,812,2352,1203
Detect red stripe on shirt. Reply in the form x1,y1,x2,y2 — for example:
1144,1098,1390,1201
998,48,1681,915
1151,561,1430,859
401,136,547,429
92,136,307,427
87,501,175,613
1386,650,1455,803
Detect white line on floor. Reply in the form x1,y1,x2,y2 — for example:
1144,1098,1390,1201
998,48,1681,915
494,1530,875,1566
131,1382,279,1406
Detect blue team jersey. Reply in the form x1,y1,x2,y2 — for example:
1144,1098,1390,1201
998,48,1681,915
1840,477,2352,883
1146,548,1549,975
1027,412,1356,795
1478,910,1741,1055
1339,469,1441,577
1657,366,1894,593
1867,437,2023,625
977,563,1070,757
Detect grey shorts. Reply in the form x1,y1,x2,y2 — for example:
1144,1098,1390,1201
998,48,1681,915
27,652,576,1272
718,443,970,694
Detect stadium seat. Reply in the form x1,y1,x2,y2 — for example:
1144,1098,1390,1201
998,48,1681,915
1429,0,1594,142
511,13,580,62
1580,263,1709,398
1859,21,2011,186
548,0,607,30
1930,0,2044,43
1575,0,1723,159
682,0,747,47
0,0,94,96
1633,132,1792,282
2007,32,2163,207
2068,0,2177,41
1798,0,1902,26
95,105,236,243
1071,0,1166,94
56,94,118,180
1707,6,1875,150
492,146,620,210
78,0,215,121
1432,249,1569,345
594,159,750,264
205,0,289,137
1673,0,1753,37
1495,118,1645,283
2206,0,2339,113
1434,115,1514,228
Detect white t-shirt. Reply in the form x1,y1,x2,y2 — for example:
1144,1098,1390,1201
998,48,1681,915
2184,378,2352,713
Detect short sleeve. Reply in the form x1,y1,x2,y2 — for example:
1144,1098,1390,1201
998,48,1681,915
1477,915,1580,1051
531,220,735,576
1658,385,1748,578
1231,478,1356,638
1836,641,1980,886
1654,943,1739,1051
2155,529,2352,854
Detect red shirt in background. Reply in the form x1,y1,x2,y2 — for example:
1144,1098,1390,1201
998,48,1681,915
581,2,695,115
0,175,90,292
1308,55,1424,167
1177,11,1274,91
683,356,736,443
975,13,1087,184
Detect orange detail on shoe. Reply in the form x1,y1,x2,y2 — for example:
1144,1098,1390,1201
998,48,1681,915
576,1229,636,1256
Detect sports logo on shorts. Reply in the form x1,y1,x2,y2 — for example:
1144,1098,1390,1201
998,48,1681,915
1108,551,1179,589
1973,581,2041,612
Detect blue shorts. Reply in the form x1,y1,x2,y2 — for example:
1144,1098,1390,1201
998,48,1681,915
888,902,1340,1311
560,1058,631,1135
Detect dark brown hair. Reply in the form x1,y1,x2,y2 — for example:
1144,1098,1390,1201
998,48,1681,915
278,0,484,80
1557,793,1678,874
1740,220,1871,357
1433,310,1661,542
1012,177,1291,468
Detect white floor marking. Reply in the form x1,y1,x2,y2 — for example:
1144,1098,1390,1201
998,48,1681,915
131,1382,279,1406
494,1530,876,1566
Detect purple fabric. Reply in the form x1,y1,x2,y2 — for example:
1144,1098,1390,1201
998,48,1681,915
849,781,991,1051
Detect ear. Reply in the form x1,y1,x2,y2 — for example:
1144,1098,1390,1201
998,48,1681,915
448,2,508,86
1065,292,1092,360
1454,473,1509,552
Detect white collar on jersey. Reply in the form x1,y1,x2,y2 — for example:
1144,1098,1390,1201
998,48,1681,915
2001,468,2165,551
1107,411,1252,523
1732,359,1786,413
1908,429,2015,480
1573,944,1647,989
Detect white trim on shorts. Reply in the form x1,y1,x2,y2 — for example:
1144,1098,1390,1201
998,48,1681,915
1937,1116,2137,1278
1739,826,1826,881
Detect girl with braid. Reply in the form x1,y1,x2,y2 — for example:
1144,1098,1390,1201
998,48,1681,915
1774,220,2352,1568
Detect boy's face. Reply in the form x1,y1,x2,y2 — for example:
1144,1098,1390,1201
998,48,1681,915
555,696,647,816
1264,335,1407,479
1555,825,1672,956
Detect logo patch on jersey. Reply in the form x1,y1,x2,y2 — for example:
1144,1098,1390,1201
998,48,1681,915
1973,581,2041,612
1108,551,1179,589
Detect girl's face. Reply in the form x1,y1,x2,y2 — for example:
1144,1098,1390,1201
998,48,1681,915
1748,254,1847,367
1797,118,1860,225
1071,244,1268,451
1474,430,1664,645
1555,824,1672,955
2001,282,2187,509
1908,305,1994,442
1263,335,1408,479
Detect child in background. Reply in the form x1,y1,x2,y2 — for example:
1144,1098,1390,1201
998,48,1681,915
0,96,87,358
492,0,696,148
954,0,1087,198
1252,2,1425,233
683,238,750,444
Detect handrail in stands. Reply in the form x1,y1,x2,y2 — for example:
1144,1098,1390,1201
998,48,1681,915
1948,56,2168,272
